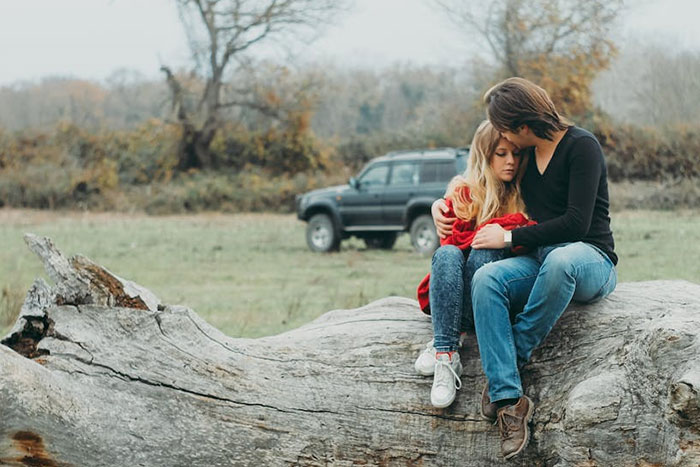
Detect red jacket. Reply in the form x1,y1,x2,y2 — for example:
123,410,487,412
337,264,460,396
416,196,535,314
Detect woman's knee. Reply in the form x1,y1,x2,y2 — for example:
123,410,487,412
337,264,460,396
432,245,464,267
467,248,506,269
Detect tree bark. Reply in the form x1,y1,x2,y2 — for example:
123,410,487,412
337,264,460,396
2,235,700,466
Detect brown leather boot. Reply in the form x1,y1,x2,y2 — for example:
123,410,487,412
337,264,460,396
496,395,534,460
480,384,498,423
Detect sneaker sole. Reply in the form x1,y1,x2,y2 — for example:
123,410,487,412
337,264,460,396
503,395,534,460
431,395,456,408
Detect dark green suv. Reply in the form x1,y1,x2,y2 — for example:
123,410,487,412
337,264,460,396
295,147,468,254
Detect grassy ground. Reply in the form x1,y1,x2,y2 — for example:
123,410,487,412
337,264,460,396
1,209,698,338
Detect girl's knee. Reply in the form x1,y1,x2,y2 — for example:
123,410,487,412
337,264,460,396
432,245,463,266
467,248,506,268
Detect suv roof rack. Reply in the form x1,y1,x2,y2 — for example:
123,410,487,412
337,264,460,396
374,146,469,162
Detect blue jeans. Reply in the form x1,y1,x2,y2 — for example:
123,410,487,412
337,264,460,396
430,245,510,353
471,242,617,402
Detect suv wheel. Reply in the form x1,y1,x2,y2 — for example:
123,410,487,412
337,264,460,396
306,213,340,252
410,215,439,255
363,232,398,250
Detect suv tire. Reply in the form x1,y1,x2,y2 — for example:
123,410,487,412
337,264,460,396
306,213,340,252
363,232,398,250
410,215,439,255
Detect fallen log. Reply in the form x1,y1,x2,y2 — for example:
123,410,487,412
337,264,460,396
1,234,700,466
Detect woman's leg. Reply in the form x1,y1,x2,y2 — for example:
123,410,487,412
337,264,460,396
430,245,467,352
460,248,510,333
429,245,468,407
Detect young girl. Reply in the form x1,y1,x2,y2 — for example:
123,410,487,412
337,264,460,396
414,120,534,408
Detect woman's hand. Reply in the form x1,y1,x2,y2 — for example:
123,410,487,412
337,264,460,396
430,198,457,238
472,224,506,249
431,198,455,239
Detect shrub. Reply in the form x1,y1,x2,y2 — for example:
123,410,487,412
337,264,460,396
0,117,698,213
210,116,335,175
593,116,700,181
140,169,347,215
112,119,180,185
0,282,24,332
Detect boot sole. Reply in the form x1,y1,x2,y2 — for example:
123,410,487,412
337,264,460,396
503,395,534,460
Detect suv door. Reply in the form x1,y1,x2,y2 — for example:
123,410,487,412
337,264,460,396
338,162,389,227
418,159,458,198
383,160,419,226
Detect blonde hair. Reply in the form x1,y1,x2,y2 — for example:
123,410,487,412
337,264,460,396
446,120,528,225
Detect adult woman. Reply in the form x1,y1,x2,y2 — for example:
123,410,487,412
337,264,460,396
414,120,534,408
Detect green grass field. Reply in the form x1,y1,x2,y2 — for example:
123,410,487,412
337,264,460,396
1,209,698,338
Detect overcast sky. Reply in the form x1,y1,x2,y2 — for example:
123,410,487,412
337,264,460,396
1,0,699,86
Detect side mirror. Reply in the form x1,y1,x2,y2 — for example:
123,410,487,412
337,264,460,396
349,177,359,189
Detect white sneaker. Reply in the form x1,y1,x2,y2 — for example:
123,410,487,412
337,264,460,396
430,352,463,408
414,334,467,376
414,340,438,376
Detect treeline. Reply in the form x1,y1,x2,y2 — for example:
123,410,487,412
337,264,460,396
1,50,700,213
0,64,482,157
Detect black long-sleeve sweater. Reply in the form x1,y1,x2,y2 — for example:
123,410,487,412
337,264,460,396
511,126,618,265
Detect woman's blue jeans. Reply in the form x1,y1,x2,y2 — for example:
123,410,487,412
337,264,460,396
430,245,509,353
471,242,617,403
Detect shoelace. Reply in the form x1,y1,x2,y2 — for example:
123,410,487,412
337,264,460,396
497,411,519,440
434,358,462,390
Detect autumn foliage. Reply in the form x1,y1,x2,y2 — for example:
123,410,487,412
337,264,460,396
0,114,338,212
519,44,616,119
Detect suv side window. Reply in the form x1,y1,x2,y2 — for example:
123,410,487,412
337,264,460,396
456,152,468,174
420,160,457,183
389,161,419,185
359,164,389,187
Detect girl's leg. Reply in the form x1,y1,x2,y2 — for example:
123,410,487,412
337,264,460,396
430,245,467,352
460,248,510,333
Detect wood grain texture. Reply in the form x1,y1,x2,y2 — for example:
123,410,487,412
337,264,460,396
1,235,700,466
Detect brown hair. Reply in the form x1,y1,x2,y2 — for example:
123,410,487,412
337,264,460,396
483,77,571,141
446,120,527,225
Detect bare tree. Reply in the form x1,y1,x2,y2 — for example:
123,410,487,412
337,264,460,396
595,40,700,126
433,0,625,115
162,0,349,171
